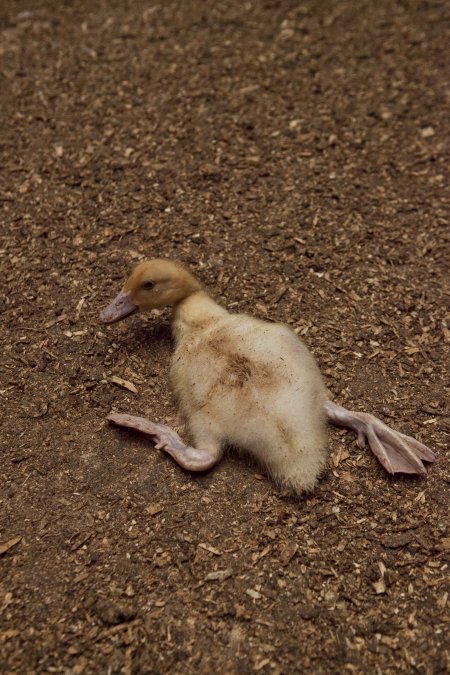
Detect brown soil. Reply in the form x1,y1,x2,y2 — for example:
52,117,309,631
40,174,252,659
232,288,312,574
1,1,449,673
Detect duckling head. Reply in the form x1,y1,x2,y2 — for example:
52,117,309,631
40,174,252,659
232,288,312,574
99,259,202,324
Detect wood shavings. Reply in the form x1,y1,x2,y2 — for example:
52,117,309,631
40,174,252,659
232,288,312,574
381,532,414,548
246,589,262,600
331,446,351,467
44,314,67,329
110,376,138,394
198,543,222,556
279,541,298,565
0,537,22,556
373,578,387,594
204,569,233,582
145,504,164,516
1,1,448,672
75,297,86,320
437,537,450,552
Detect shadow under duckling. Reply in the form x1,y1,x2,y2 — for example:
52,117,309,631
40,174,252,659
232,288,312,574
100,259,435,495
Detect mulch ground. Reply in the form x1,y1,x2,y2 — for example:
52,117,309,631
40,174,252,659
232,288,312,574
1,1,449,673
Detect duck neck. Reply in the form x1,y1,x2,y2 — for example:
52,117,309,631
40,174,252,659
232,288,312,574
171,290,228,345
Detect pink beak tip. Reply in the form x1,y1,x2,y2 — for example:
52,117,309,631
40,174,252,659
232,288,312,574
99,290,137,324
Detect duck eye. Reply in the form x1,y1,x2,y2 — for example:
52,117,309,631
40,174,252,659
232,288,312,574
143,280,154,290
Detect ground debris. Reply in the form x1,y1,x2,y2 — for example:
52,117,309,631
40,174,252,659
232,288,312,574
145,503,164,516
198,543,222,556
380,532,414,548
110,376,138,394
205,568,233,582
0,0,447,673
0,537,22,556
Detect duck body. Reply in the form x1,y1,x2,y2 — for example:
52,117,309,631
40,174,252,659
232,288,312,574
100,258,435,495
170,291,328,492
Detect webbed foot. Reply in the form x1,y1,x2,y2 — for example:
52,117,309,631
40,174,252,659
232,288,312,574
324,401,436,475
107,412,220,472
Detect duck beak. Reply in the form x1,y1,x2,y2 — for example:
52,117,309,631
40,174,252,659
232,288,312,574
99,290,138,324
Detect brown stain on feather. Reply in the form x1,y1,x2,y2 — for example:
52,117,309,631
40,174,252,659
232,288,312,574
173,322,285,412
223,353,252,388
206,333,281,395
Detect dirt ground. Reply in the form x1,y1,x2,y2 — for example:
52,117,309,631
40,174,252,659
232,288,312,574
0,0,449,673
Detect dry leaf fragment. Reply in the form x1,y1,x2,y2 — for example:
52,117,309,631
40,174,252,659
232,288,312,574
0,536,22,556
145,504,164,516
110,376,138,394
205,568,233,582
198,543,222,556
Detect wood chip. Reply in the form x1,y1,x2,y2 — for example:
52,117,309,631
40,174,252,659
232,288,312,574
373,578,386,594
74,571,89,584
380,532,414,548
44,314,67,329
331,446,350,467
205,568,233,581
246,589,262,600
0,629,20,641
75,297,86,320
272,285,288,303
198,543,222,556
0,536,22,556
254,658,271,672
252,544,271,565
437,536,450,551
110,376,138,394
145,504,164,516
378,561,387,577
279,541,298,565
421,126,435,138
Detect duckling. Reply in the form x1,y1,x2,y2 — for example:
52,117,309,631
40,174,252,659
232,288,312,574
100,259,435,494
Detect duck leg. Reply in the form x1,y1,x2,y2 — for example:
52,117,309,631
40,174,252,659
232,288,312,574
107,413,221,471
324,401,435,475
